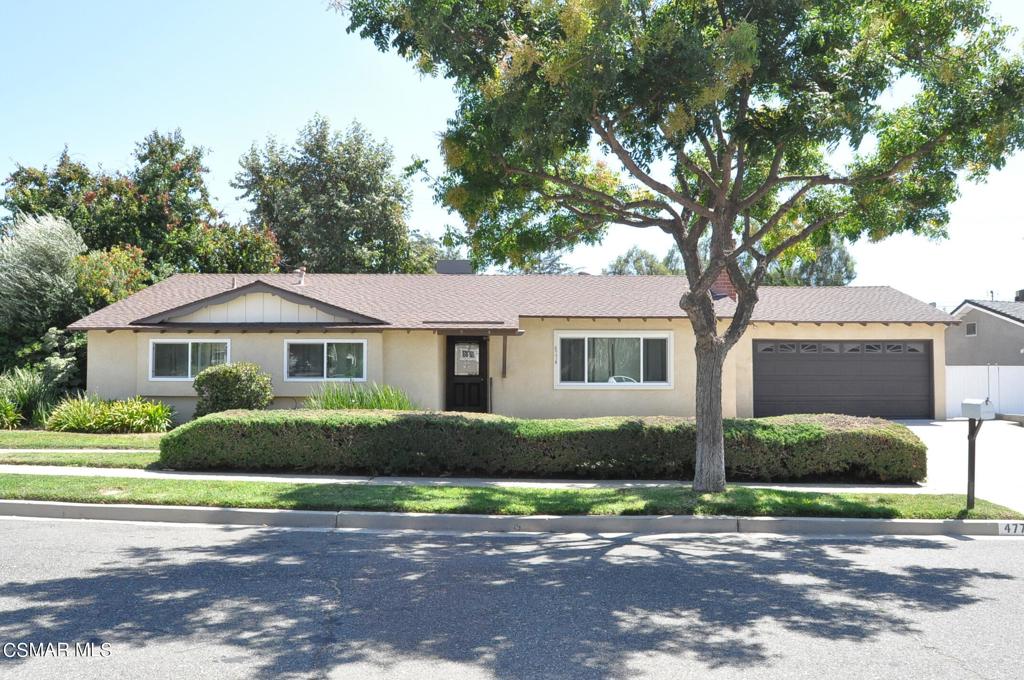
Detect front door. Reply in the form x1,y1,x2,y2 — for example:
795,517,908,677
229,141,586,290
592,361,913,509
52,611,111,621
445,336,488,412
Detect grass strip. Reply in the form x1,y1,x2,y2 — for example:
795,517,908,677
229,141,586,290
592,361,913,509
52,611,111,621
0,431,163,450
0,451,160,469
0,474,1018,519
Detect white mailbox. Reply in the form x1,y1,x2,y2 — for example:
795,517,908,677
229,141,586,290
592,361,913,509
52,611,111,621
961,398,996,420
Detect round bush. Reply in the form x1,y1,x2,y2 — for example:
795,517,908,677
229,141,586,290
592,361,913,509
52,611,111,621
192,362,273,418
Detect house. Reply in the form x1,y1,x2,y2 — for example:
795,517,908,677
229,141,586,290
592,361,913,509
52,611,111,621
944,294,1024,415
67,268,955,421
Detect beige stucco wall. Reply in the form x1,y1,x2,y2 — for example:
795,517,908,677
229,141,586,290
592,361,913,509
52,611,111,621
86,319,948,421
382,331,445,410
491,317,702,419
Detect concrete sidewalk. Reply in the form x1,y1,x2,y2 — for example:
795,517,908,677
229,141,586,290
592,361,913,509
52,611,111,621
0,448,158,454
0,462,937,496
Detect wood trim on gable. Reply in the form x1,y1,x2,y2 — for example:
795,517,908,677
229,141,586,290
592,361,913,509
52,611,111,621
131,280,385,326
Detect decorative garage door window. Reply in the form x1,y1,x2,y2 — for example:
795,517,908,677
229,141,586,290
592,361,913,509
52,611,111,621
453,343,481,376
755,341,925,354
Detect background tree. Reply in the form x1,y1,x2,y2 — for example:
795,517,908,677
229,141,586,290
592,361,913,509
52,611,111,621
342,0,1024,490
605,246,684,275
234,115,424,273
1,131,218,257
502,249,580,273
76,244,150,308
160,222,281,274
762,233,857,286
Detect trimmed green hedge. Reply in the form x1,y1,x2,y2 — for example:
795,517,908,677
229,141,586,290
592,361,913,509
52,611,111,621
159,410,927,482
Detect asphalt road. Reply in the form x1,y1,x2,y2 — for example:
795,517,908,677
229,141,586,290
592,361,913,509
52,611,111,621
0,519,1022,679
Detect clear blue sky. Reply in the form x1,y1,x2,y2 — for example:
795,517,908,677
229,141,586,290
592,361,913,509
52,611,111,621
2,0,1022,309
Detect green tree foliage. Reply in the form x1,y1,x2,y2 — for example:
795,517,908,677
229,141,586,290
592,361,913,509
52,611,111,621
160,222,281,274
1,131,218,257
234,115,423,273
605,246,684,275
76,244,150,308
763,233,857,286
502,249,579,273
0,131,281,279
341,0,1024,490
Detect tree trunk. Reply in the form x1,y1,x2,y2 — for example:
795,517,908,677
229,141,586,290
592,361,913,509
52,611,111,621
693,339,727,492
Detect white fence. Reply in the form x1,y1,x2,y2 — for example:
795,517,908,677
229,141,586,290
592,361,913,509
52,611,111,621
946,365,1024,417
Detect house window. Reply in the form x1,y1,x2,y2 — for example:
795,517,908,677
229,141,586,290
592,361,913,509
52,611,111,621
150,340,229,380
556,332,671,387
965,322,977,337
285,340,366,381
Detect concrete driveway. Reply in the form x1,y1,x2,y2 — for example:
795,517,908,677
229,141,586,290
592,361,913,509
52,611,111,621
903,419,1024,512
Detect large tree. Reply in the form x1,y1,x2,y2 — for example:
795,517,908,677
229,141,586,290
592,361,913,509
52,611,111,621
343,0,1024,490
234,115,426,273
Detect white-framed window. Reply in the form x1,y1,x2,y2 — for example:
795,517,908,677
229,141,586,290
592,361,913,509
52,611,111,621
149,339,230,381
284,339,367,381
554,331,672,389
965,322,978,337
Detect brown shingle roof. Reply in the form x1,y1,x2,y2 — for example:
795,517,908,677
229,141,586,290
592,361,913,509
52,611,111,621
67,273,954,331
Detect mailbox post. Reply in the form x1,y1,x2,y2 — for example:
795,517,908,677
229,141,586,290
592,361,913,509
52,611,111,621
961,398,996,510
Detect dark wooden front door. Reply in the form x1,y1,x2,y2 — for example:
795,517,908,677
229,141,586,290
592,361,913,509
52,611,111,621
446,336,488,412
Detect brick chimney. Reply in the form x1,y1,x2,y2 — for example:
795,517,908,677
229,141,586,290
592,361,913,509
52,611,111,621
710,267,736,301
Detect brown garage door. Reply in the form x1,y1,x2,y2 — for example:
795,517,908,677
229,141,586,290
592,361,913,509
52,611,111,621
753,340,933,418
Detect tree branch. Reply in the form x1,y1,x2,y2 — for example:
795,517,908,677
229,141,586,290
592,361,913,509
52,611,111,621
591,116,716,218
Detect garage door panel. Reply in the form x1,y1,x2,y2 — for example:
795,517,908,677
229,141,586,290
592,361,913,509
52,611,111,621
753,340,933,419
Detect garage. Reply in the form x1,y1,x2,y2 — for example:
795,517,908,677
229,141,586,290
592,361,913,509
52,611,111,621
753,340,933,418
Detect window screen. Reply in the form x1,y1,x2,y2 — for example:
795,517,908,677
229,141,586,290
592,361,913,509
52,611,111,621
288,344,325,378
327,342,365,379
153,343,189,378
588,337,641,383
560,338,585,382
643,338,668,382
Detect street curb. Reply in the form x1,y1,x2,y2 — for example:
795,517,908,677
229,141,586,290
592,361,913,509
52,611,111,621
0,500,1009,535
0,500,337,528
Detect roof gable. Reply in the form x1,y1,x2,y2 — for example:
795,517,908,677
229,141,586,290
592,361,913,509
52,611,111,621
952,300,1024,329
132,280,384,325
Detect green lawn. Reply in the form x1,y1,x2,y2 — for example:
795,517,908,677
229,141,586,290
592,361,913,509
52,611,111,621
0,450,160,469
0,430,163,450
0,473,1018,519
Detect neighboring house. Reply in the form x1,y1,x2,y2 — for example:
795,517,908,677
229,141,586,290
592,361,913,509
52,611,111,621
68,268,954,421
945,294,1024,415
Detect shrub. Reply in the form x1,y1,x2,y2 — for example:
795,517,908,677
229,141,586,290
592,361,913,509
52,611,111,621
0,367,55,424
305,383,416,410
0,397,22,430
46,395,173,433
0,214,87,339
192,362,274,418
160,411,927,482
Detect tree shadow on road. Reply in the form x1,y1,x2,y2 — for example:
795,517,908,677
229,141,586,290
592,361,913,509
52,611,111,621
0,524,1013,678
